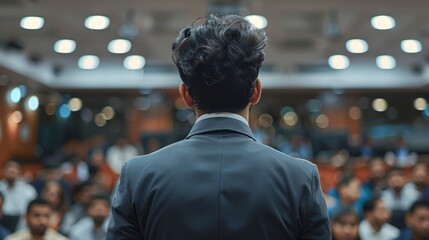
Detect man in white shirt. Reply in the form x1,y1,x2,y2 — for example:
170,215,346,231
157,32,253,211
106,137,138,174
381,167,419,211
359,197,399,240
0,161,37,216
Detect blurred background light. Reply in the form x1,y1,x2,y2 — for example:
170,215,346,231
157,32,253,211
401,39,422,53
84,15,110,30
27,95,39,111
376,55,396,69
69,98,83,111
372,98,388,112
59,104,71,118
78,55,99,69
54,39,76,54
124,55,145,69
371,15,396,30
328,55,350,69
20,16,44,30
414,98,427,111
244,15,268,29
108,39,131,54
346,39,368,53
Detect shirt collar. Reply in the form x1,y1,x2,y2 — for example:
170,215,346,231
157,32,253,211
195,112,249,126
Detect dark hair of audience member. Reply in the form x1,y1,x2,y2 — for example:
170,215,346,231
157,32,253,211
408,199,429,214
363,197,381,214
331,207,361,240
26,198,51,214
171,14,267,113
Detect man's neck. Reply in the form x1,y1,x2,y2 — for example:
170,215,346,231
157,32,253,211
195,105,250,122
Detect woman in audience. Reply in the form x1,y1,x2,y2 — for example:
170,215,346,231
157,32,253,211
41,180,68,231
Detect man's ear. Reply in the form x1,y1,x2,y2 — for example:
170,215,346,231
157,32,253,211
250,79,262,105
179,83,194,108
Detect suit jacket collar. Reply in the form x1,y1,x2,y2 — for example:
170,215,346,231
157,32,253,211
185,117,256,141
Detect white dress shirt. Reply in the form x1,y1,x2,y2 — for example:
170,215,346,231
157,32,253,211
359,219,399,240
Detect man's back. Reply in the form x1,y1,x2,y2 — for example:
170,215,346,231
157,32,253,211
108,117,330,239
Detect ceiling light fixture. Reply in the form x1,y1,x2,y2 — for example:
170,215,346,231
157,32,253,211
54,39,76,54
124,55,145,70
78,55,99,69
376,55,396,69
108,39,131,54
328,55,350,69
345,39,368,54
84,15,110,30
20,16,45,30
401,39,422,53
371,15,396,30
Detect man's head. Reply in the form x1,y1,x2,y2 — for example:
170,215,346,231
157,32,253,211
406,200,429,239
369,158,386,180
331,207,360,240
86,194,110,227
172,14,267,114
74,181,96,206
337,175,361,205
2,160,21,184
26,198,51,237
411,162,428,189
363,197,391,228
386,167,405,192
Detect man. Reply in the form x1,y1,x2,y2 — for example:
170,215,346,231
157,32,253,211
331,207,360,240
359,197,399,240
0,161,37,216
60,181,96,235
382,167,419,211
396,200,429,240
5,198,67,240
0,192,19,234
328,175,363,218
107,14,330,239
69,194,110,240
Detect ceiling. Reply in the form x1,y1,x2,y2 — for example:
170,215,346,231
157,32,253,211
1,0,429,90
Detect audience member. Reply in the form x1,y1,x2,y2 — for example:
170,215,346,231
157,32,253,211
331,207,360,240
359,197,399,240
0,161,37,216
106,137,138,174
0,193,19,234
5,198,67,240
404,162,429,195
396,200,429,240
382,167,420,211
60,181,96,235
89,148,118,193
60,152,90,187
360,136,375,160
41,180,68,231
329,175,363,218
69,194,110,240
364,158,388,196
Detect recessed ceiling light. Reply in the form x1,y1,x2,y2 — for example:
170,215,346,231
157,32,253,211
84,15,110,30
328,55,350,69
20,16,44,30
345,39,368,54
108,39,131,54
124,55,145,70
401,39,422,53
376,55,396,69
78,55,99,70
244,15,268,29
371,15,396,30
372,98,388,112
54,39,76,54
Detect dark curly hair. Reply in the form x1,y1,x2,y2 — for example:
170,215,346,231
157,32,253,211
172,14,267,113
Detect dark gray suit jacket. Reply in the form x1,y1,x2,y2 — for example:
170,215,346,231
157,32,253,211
107,117,331,239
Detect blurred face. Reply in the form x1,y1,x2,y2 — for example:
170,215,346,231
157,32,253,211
77,185,96,205
340,178,361,204
412,165,427,186
3,162,20,183
387,171,404,192
42,182,62,208
91,150,105,166
407,207,429,239
26,204,51,237
368,200,391,226
332,214,359,240
87,200,110,226
370,160,386,179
